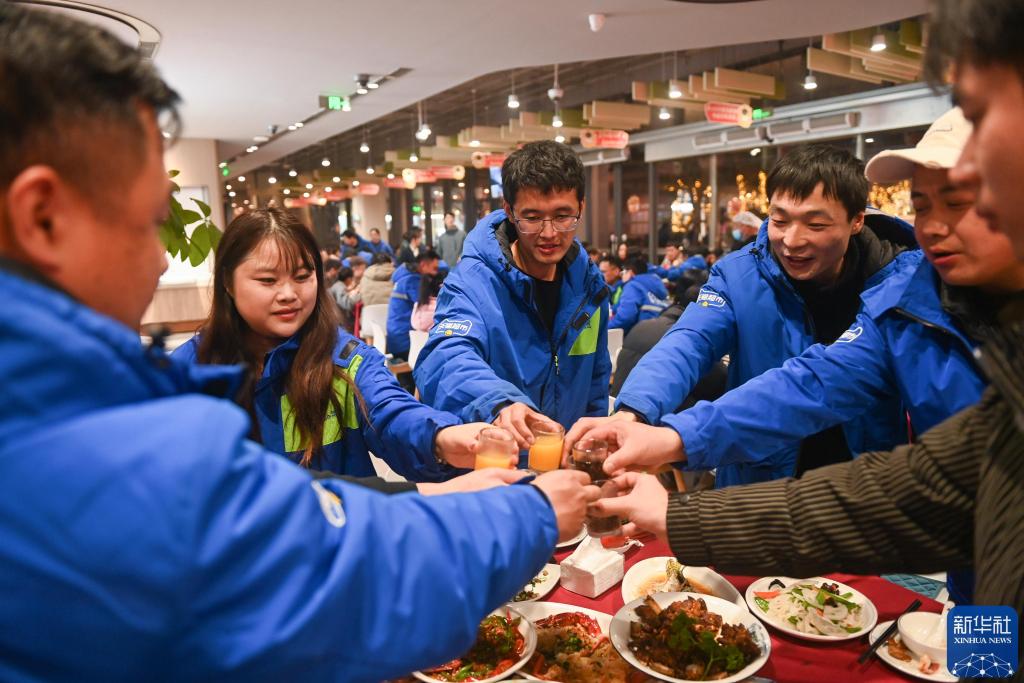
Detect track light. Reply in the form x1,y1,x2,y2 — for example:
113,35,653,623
225,184,232,190
228,191,236,197
352,180,360,187
552,114,563,128
658,107,671,121
325,186,333,193
355,77,369,95
366,166,375,175
321,157,331,167
288,169,297,177
367,81,379,90
387,172,395,179
668,82,683,99
305,183,313,189
303,192,310,198
333,176,341,183
803,73,818,90
871,31,886,52
360,141,370,153
507,93,520,109
469,139,481,147
415,123,432,142
554,134,566,143
409,152,419,163
237,176,246,182
268,176,277,184
283,188,290,195
294,122,304,128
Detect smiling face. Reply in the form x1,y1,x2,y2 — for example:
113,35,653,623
950,62,1024,260
767,183,864,285
231,238,317,346
912,166,1024,292
665,245,680,262
504,186,580,279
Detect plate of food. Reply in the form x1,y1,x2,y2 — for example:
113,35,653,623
869,621,956,681
514,602,644,682
745,576,878,642
556,527,588,549
621,557,744,608
414,606,537,682
610,592,770,682
511,565,560,603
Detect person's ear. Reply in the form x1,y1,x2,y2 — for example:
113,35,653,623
3,166,74,273
850,211,865,235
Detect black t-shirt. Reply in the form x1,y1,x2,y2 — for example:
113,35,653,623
533,268,563,334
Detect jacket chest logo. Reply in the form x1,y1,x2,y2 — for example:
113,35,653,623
697,287,727,309
434,319,473,337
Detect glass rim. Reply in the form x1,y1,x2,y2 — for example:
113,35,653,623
529,420,565,437
571,438,608,455
479,426,516,442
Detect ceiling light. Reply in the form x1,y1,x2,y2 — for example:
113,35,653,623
268,176,277,184
366,166,375,175
321,157,331,167
555,134,566,143
287,124,296,131
871,31,886,52
552,114,563,129
246,145,258,153
283,188,290,195
507,93,520,109
355,76,369,95
243,200,249,205
668,82,683,99
294,122,304,128
253,135,269,143
225,184,232,190
356,86,368,95
387,172,395,179
469,139,481,147
415,123,432,142
231,203,237,208
303,192,310,198
305,183,313,189
228,191,236,197
803,73,818,90
352,180,360,187
238,175,246,182
360,141,370,153
658,106,671,121
457,181,465,188
161,131,170,139
865,137,875,143
750,147,761,157
409,152,419,163
288,169,298,177
333,176,341,183
325,186,333,193
218,162,227,168
367,81,380,90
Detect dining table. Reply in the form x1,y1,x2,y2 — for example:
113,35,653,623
544,535,944,683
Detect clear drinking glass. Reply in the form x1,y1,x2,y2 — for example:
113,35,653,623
528,421,564,473
474,427,517,470
569,438,622,537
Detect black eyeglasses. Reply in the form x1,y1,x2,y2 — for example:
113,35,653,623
510,210,581,234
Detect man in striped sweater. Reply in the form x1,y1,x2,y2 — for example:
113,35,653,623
587,0,1024,662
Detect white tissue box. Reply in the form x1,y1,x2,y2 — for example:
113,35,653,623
559,537,625,598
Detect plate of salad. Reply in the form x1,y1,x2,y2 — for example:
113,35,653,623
510,565,560,603
414,606,537,682
744,576,878,642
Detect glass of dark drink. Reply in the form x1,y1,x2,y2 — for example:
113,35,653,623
569,438,622,537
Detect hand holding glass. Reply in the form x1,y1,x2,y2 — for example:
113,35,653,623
474,427,517,470
528,421,564,473
569,438,622,537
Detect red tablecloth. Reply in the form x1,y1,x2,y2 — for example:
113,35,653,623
548,538,942,682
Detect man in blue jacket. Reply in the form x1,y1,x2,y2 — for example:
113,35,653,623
599,254,625,315
415,141,611,449
387,248,440,359
567,144,916,486
0,7,599,681
609,256,670,334
366,227,395,259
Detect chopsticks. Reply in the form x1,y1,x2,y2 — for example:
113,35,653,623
858,598,922,664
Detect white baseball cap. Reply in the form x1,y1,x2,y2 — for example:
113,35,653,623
731,211,763,230
864,107,971,184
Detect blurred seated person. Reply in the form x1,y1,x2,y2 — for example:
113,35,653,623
730,211,762,250
330,266,359,331
361,252,396,306
366,227,394,259
412,272,447,332
323,257,342,287
347,255,367,287
599,255,624,315
609,257,671,334
396,228,423,267
661,242,685,269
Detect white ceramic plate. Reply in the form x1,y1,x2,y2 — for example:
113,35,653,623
414,606,538,683
610,591,771,683
555,527,587,549
511,564,561,603
869,621,956,682
745,576,878,642
621,556,745,608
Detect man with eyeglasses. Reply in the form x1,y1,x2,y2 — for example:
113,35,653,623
415,141,611,449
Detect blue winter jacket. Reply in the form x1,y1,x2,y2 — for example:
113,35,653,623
652,254,709,280
0,265,557,682
386,263,421,355
608,279,624,316
415,210,612,429
616,213,915,487
173,328,460,481
367,239,395,258
662,249,985,604
609,272,670,334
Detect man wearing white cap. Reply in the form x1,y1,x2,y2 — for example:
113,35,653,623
729,210,762,249
570,108,1024,604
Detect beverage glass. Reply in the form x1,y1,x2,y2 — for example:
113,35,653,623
528,421,564,473
569,438,622,537
474,427,517,470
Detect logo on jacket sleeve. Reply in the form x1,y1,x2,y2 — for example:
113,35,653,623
311,481,347,528
434,319,473,337
696,287,727,309
835,326,863,343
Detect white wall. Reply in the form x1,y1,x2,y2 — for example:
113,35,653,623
352,190,387,240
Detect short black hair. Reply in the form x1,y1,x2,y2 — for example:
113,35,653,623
599,255,622,269
324,258,342,271
404,228,422,241
369,227,381,236
501,140,585,208
765,144,868,221
417,248,440,263
337,266,354,283
371,252,392,265
341,230,358,240
444,211,455,219
666,241,681,250
0,3,180,198
624,257,648,275
587,247,600,257
925,0,1024,84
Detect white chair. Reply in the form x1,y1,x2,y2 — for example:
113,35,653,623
368,321,387,357
408,330,429,369
359,304,389,342
607,328,624,374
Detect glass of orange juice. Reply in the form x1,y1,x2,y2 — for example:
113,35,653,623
474,427,517,470
528,421,564,473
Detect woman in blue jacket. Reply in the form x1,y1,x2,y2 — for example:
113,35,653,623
173,209,489,480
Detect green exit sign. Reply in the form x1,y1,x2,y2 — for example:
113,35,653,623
220,166,230,177
320,94,351,112
752,108,774,121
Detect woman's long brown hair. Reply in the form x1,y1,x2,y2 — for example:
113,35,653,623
197,208,363,467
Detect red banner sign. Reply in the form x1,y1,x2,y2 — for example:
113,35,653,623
704,102,753,128
384,177,407,189
579,129,630,149
428,165,466,181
